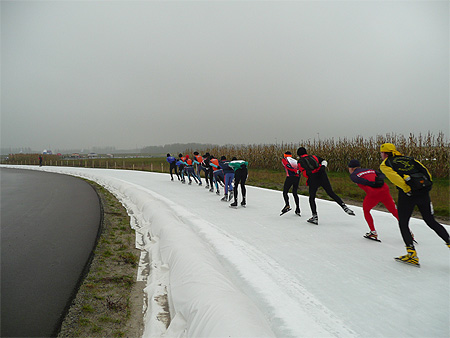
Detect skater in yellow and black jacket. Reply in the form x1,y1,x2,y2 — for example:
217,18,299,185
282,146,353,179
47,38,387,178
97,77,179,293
379,143,450,267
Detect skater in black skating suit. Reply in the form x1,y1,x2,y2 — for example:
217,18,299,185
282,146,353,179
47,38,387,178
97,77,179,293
297,147,354,224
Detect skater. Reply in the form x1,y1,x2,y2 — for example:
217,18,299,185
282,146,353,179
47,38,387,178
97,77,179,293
219,156,234,202
281,151,301,216
297,147,355,225
39,155,43,167
228,157,248,208
379,143,450,267
180,155,200,185
193,152,205,186
166,153,180,181
201,153,214,192
176,154,186,183
210,156,225,195
348,159,399,241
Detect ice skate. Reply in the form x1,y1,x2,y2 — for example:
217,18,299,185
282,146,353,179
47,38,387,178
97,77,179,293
364,231,381,242
280,205,291,216
394,246,420,267
295,207,301,216
307,214,318,225
230,201,238,209
221,194,228,202
342,204,355,216
241,198,246,207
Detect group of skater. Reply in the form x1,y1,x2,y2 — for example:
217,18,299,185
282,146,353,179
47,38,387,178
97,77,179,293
166,152,248,208
168,142,449,267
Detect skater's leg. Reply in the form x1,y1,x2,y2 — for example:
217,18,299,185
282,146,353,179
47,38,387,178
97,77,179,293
308,181,319,215
416,193,450,243
363,195,379,232
292,176,300,209
320,172,345,206
282,178,292,206
240,170,247,200
380,188,399,220
397,191,416,247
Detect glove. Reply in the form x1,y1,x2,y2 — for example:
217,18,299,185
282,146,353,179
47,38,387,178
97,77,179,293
373,176,384,188
321,160,328,167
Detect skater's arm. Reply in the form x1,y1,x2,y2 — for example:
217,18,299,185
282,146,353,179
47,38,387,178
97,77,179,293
228,160,248,171
380,159,411,193
282,158,298,174
350,169,378,186
414,160,433,182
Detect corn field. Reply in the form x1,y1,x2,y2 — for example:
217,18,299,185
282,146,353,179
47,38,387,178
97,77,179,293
196,132,449,178
3,133,448,178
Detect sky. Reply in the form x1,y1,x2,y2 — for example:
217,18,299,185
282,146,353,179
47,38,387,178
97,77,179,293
1,0,449,151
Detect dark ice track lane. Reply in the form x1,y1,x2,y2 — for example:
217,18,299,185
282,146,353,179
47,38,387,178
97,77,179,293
1,168,102,337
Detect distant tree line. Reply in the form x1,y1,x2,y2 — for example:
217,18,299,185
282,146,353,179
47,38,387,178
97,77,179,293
141,143,218,155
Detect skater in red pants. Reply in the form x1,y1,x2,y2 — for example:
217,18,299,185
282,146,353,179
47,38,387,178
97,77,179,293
348,159,399,242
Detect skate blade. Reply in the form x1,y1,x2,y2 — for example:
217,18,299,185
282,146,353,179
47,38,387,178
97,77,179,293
394,258,420,267
364,236,381,242
229,205,238,209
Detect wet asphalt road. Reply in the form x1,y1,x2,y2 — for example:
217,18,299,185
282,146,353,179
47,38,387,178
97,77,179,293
1,168,101,337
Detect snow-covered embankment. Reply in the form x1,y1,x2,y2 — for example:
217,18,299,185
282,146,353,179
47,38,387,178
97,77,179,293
71,170,275,337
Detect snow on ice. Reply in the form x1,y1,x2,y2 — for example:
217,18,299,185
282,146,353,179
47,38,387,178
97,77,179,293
3,165,449,338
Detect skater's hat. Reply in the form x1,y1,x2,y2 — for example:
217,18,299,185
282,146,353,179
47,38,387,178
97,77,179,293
348,159,360,168
297,147,307,156
380,143,402,155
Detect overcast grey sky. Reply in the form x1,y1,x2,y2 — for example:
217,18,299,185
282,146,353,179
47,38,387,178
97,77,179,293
1,0,449,151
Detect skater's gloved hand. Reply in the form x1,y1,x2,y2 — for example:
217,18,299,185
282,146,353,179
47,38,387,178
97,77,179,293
321,160,328,167
406,191,413,197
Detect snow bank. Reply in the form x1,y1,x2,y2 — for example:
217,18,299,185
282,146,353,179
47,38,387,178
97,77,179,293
3,166,274,337
113,181,275,337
